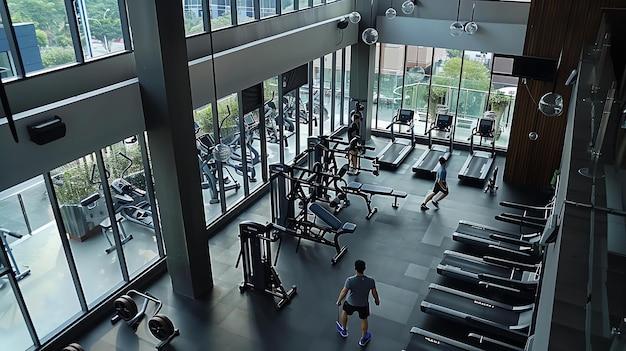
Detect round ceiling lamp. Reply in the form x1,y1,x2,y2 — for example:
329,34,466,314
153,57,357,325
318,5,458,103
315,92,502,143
362,28,379,45
401,0,415,14
385,7,397,19
349,11,361,24
538,92,564,116
450,0,463,36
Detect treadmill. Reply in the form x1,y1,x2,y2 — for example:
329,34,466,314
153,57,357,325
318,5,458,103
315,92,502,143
437,250,540,297
376,108,415,169
458,113,496,183
420,283,533,344
403,327,524,351
412,114,453,178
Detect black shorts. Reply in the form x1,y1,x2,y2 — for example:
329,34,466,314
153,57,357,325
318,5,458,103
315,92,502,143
343,301,369,319
433,182,449,194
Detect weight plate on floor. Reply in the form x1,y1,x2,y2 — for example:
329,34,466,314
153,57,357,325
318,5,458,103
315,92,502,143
113,295,137,321
148,314,175,340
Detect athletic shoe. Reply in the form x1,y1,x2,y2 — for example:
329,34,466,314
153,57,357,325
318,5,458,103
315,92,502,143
420,204,429,211
359,332,371,346
347,168,356,176
432,200,439,209
336,321,348,337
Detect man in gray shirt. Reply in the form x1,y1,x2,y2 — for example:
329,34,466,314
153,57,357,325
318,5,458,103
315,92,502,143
336,259,380,346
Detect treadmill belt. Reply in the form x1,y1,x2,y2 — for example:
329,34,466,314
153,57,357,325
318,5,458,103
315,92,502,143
379,142,408,163
405,328,485,351
424,288,519,326
440,254,510,278
466,158,488,178
418,150,445,171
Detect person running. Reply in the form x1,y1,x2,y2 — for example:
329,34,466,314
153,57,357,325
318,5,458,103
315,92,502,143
421,156,449,210
336,259,380,346
347,109,362,175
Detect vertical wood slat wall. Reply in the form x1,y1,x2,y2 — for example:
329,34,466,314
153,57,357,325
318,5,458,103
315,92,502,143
503,0,626,188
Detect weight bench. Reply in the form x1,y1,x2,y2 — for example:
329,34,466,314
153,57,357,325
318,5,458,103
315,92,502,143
344,182,407,219
290,202,356,264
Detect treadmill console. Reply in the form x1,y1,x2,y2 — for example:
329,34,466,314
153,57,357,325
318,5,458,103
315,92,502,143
397,109,414,123
436,114,453,130
478,118,495,136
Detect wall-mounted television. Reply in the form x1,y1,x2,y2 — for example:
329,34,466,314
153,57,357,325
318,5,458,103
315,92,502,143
282,64,309,94
241,83,263,115
512,55,558,81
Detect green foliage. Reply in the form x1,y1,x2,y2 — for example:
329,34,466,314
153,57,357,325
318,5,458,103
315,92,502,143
41,46,75,67
194,97,240,139
447,49,462,58
489,91,511,110
35,29,48,46
211,15,233,30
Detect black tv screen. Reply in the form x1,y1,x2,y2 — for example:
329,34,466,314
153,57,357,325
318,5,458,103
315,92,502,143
512,56,557,81
241,83,263,115
283,64,309,94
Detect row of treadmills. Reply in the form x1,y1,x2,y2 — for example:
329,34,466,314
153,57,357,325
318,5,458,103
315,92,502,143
402,196,560,351
377,109,497,185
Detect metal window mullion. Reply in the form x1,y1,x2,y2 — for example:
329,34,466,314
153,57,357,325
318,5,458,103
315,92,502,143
212,101,228,213
340,47,346,126
330,52,336,132
16,194,32,235
275,0,281,15
202,0,211,32
374,44,382,129
294,0,299,11
6,269,40,348
258,103,269,182
295,89,301,155
43,172,88,312
117,0,132,50
96,151,130,282
451,51,466,142
425,48,435,134
253,0,261,19
278,74,285,164
138,134,165,257
308,62,314,137
319,57,325,136
0,1,25,77
399,45,408,111
65,0,85,63
309,0,313,7
230,0,238,26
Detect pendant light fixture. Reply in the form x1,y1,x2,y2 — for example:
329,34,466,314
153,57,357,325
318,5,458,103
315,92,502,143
464,0,478,35
450,0,463,36
362,0,378,45
385,0,397,19
401,0,416,15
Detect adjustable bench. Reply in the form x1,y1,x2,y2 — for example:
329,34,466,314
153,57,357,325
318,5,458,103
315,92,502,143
344,182,407,219
289,202,356,264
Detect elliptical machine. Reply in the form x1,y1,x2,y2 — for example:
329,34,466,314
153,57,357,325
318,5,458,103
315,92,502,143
196,136,241,204
0,228,30,289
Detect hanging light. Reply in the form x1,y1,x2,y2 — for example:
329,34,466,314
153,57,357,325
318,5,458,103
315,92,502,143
538,92,564,116
401,0,415,15
362,28,379,45
450,0,463,36
385,8,397,19
464,0,478,35
349,11,361,24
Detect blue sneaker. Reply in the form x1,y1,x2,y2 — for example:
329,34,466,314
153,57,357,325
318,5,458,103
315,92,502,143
336,321,348,337
359,332,371,346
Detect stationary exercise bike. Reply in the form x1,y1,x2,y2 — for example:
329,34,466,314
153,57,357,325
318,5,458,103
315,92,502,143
112,290,179,350
0,228,31,289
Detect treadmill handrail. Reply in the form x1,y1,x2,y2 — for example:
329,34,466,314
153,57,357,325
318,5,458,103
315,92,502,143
499,201,554,212
483,255,540,270
409,328,487,351
477,281,522,293
458,220,539,237
421,301,528,338
489,234,536,247
467,333,525,351
443,250,510,270
428,283,526,311
478,273,538,289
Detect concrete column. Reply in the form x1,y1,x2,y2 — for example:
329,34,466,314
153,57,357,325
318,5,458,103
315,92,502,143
126,0,213,298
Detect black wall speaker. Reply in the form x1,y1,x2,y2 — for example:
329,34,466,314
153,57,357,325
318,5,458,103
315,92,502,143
27,116,66,145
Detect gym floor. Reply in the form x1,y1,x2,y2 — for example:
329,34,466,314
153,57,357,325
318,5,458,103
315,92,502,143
74,136,551,351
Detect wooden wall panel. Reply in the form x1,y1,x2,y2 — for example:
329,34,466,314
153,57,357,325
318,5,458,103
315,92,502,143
504,0,626,188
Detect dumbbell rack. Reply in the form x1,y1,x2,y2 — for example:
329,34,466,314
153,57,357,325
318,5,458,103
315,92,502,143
111,290,180,350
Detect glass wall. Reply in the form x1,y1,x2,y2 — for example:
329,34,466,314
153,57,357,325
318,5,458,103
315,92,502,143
373,45,516,150
184,0,205,35
237,0,255,24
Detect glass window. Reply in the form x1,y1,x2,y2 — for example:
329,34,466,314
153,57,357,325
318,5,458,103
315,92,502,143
333,49,344,132
490,75,517,149
322,53,333,134
237,0,255,24
429,48,461,140
51,153,126,306
403,46,432,134
184,0,205,35
298,0,310,10
313,0,323,6
195,103,225,223
75,0,125,59
0,279,35,351
0,16,17,79
375,44,405,129
343,46,352,124
263,0,279,17
101,138,160,277
280,0,294,14
454,51,493,143
210,0,232,30
7,0,76,71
